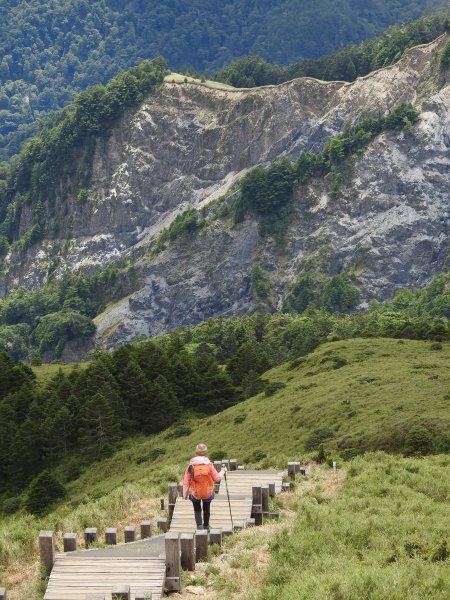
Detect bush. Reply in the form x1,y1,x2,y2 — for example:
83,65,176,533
247,449,267,463
148,447,167,461
1,496,22,514
316,444,327,464
234,414,247,424
404,425,434,456
264,381,286,396
340,448,360,461
305,427,334,451
165,425,192,439
25,470,65,515
209,450,227,462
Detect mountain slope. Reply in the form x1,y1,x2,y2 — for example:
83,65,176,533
0,35,449,355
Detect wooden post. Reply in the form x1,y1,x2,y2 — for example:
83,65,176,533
160,498,165,510
209,529,222,546
180,533,195,571
0,587,6,600
300,467,306,476
282,482,291,492
229,459,238,471
124,526,136,543
135,593,152,600
237,465,245,470
177,482,183,496
294,462,301,474
261,485,269,518
213,460,222,472
221,459,230,470
195,530,208,562
157,517,168,533
39,531,55,574
111,585,130,599
268,482,276,497
105,528,117,545
165,532,181,593
252,485,263,525
63,532,77,552
84,528,98,548
168,482,178,521
287,462,297,480
140,521,152,539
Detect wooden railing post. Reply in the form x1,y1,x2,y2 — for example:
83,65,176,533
124,526,136,543
209,529,223,546
213,460,222,472
229,459,238,471
160,498,165,510
63,532,77,552
261,485,269,519
168,482,178,521
180,533,195,571
39,531,55,574
105,528,117,545
287,462,297,480
195,530,208,562
140,521,152,539
84,528,98,548
251,486,263,526
0,587,7,600
112,585,130,599
268,482,276,497
165,532,181,592
157,517,168,533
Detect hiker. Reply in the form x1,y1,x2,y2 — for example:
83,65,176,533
183,442,226,530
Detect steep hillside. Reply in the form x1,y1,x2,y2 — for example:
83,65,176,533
0,35,449,355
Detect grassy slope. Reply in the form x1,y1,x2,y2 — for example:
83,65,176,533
1,338,450,598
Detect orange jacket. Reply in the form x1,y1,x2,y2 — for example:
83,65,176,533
182,456,223,499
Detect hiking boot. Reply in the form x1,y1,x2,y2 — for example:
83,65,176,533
196,524,204,530
203,524,211,532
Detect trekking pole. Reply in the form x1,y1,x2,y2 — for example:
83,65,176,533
223,464,234,531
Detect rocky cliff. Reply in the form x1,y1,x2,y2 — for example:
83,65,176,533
1,35,449,352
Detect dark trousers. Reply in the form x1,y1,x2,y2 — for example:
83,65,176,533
190,495,214,527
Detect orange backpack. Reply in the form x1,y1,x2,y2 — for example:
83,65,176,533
191,463,213,499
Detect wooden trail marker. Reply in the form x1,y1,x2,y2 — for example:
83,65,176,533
180,533,195,571
63,532,77,552
105,528,117,545
39,531,55,574
165,532,181,592
195,529,208,562
140,520,152,539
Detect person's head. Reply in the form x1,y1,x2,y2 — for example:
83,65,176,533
195,442,208,456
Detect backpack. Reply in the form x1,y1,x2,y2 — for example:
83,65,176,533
190,463,213,499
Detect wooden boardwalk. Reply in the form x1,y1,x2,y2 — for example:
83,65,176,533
41,468,286,599
44,554,165,600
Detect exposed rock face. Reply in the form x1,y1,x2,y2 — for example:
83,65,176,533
1,36,449,351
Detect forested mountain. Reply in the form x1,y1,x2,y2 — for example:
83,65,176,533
0,0,448,159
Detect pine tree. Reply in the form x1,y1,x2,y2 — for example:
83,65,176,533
78,391,122,458
144,375,181,434
117,359,151,429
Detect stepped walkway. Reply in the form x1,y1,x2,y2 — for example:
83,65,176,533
37,465,290,600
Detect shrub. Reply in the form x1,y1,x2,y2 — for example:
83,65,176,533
247,449,267,462
340,447,359,461
209,450,226,462
316,444,327,463
148,447,167,461
264,381,286,396
404,425,434,456
234,414,247,424
305,427,334,451
165,425,192,439
430,342,443,351
1,496,22,514
25,470,65,515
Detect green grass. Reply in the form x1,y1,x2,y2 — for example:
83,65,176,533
249,453,450,600
164,72,235,90
32,361,89,388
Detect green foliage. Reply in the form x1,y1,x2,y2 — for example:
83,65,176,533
25,469,65,515
1,496,21,514
252,267,271,300
305,427,334,451
153,209,206,254
440,40,450,68
285,274,360,314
